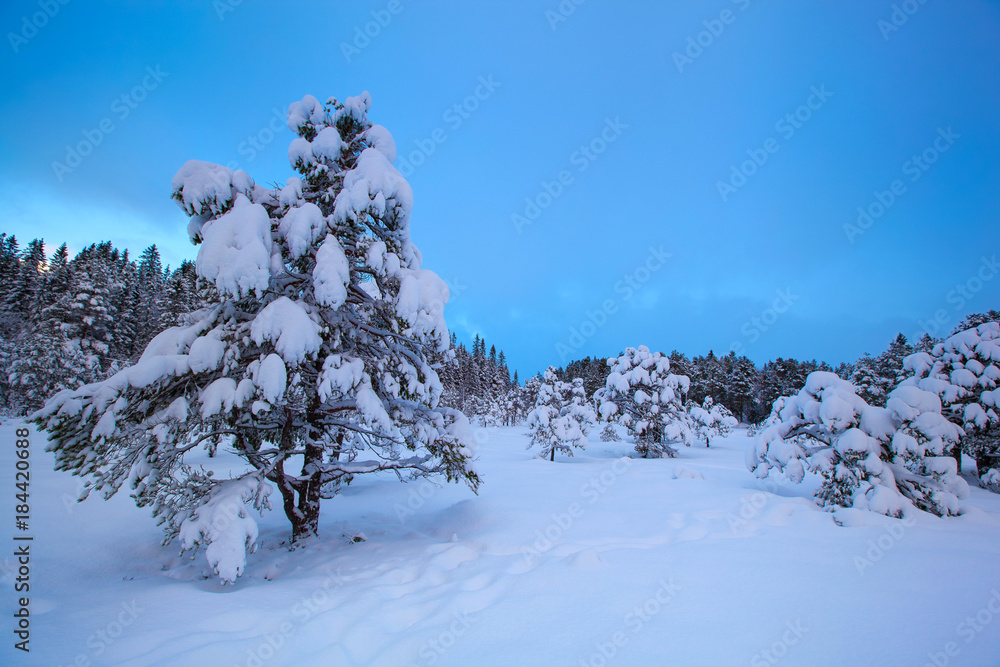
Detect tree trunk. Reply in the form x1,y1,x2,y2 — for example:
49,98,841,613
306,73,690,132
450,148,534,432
975,452,994,479
953,443,962,473
292,429,325,543
550,447,555,462
270,409,323,544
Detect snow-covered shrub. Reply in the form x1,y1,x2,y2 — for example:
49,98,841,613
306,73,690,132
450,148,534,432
596,346,692,458
687,396,738,447
982,468,1000,493
902,322,1000,490
527,368,596,461
32,92,480,582
465,394,501,427
747,372,968,518
599,423,619,442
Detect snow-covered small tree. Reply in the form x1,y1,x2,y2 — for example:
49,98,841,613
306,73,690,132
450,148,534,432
7,318,95,413
526,368,595,461
465,394,501,427
32,92,480,583
596,346,692,458
747,372,968,518
849,353,885,406
951,311,1000,336
902,322,1000,488
687,396,738,447
517,375,542,425
876,334,913,387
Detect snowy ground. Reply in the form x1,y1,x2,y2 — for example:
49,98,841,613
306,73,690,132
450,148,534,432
2,420,999,666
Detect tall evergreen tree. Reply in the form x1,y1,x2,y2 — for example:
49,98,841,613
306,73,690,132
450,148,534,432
34,92,479,581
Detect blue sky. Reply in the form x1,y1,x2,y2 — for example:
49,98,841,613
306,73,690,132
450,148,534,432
2,0,998,379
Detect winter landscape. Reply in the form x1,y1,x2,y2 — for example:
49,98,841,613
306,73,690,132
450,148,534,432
2,2,1000,666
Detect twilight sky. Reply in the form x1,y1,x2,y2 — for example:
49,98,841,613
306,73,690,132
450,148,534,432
2,0,998,379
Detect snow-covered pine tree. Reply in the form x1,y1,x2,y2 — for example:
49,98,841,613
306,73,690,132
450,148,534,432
834,361,853,380
876,333,913,386
518,374,542,424
2,238,47,322
915,332,939,353
63,252,117,375
691,350,726,405
112,266,141,361
951,310,1000,336
849,353,884,406
687,396,738,447
902,322,1000,487
596,346,692,458
747,372,968,518
496,350,512,395
0,234,20,298
8,312,93,413
599,423,618,442
153,260,202,332
526,368,595,460
44,243,71,307
132,244,167,353
560,356,612,400
32,92,480,583
727,353,758,422
667,350,690,379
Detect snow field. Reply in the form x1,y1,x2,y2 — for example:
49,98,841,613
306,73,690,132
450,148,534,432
2,422,999,666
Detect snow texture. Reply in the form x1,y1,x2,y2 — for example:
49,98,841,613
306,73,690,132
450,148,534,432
196,198,273,298
249,297,322,364
312,235,350,308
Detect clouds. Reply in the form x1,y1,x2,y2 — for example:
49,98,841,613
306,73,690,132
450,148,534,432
3,1,999,379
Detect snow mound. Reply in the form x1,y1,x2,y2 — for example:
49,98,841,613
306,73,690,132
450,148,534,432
179,479,271,584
